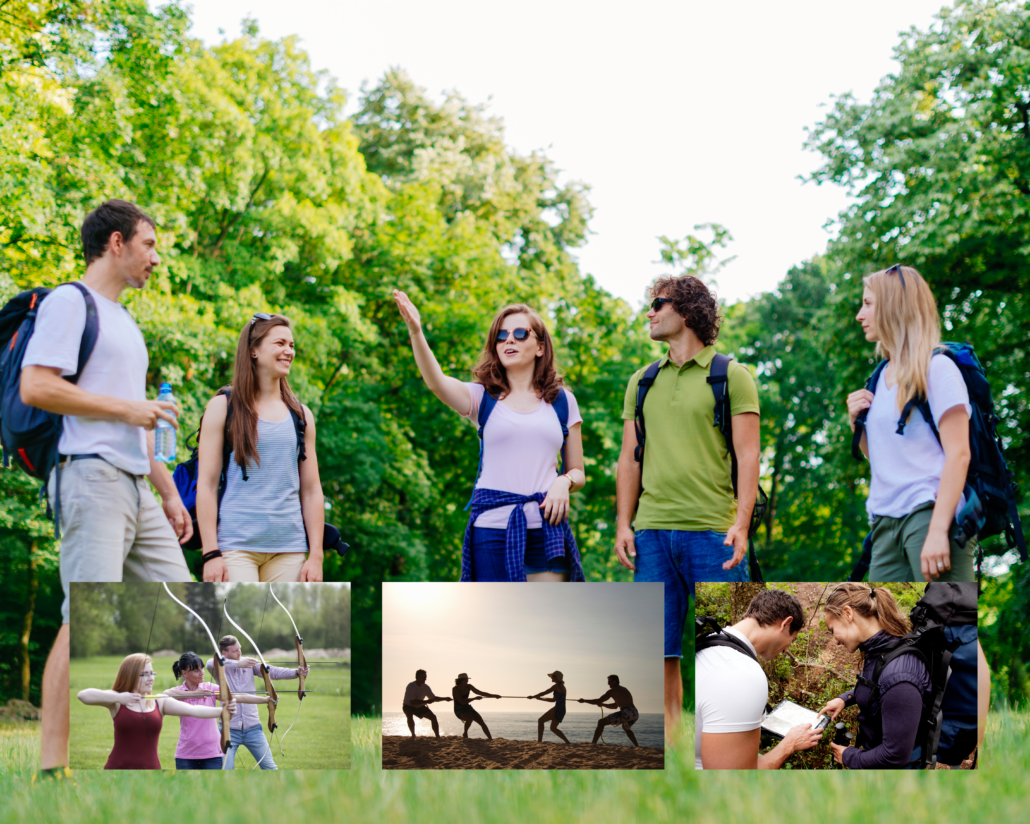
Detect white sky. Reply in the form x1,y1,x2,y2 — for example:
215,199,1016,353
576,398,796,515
183,0,949,307
382,583,664,713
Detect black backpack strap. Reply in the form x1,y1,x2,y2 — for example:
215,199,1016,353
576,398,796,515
707,353,736,493
551,388,570,474
218,387,240,485
695,616,760,664
290,403,308,464
64,283,99,383
849,531,874,582
633,361,663,465
852,360,888,460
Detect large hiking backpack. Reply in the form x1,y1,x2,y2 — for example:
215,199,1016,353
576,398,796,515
635,354,767,581
857,582,978,768
0,284,99,537
850,344,1026,582
465,387,571,509
172,388,347,557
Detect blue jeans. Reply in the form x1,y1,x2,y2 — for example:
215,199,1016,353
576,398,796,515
223,724,277,770
174,756,224,770
471,527,570,580
634,528,748,657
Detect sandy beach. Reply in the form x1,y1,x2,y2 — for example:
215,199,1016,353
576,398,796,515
382,736,664,770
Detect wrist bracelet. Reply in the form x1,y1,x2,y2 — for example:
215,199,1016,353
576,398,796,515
562,473,576,490
200,550,223,568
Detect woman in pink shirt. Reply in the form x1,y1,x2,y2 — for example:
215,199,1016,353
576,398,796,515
76,653,237,770
163,652,269,770
394,291,586,582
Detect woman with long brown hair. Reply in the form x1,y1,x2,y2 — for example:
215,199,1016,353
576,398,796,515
76,653,237,770
393,290,585,581
847,265,974,582
196,313,325,583
817,584,930,769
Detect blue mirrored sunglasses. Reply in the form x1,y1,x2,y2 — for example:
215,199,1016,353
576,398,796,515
496,328,533,343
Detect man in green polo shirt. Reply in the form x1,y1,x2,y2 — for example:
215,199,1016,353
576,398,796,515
615,274,760,731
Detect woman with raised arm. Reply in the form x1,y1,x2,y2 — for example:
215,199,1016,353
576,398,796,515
847,265,975,582
529,671,571,744
195,313,325,583
162,651,268,770
817,584,931,769
393,290,586,582
76,653,237,770
452,673,500,739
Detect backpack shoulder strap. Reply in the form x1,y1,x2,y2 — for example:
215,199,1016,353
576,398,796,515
551,388,570,474
852,359,889,460
707,353,736,493
64,283,99,384
289,402,308,463
219,386,241,482
633,360,663,463
465,386,500,510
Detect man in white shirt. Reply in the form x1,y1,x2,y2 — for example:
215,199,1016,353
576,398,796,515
402,669,451,738
21,200,193,774
695,588,823,769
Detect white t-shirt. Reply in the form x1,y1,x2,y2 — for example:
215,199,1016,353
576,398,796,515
695,627,767,770
865,354,971,519
461,383,583,529
403,681,436,706
21,282,150,475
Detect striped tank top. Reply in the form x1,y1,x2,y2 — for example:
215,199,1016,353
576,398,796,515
217,416,308,553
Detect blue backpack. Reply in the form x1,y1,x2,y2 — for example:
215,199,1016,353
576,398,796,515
850,343,1027,581
0,283,99,537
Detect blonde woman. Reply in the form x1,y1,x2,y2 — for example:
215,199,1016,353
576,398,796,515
529,671,571,744
817,584,930,769
76,653,236,770
847,265,974,582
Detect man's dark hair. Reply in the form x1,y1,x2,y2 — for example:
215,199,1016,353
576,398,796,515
742,589,804,633
608,674,620,685
415,669,427,679
81,199,156,265
648,274,722,346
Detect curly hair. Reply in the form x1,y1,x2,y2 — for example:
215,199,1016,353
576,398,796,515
648,275,722,346
471,304,565,403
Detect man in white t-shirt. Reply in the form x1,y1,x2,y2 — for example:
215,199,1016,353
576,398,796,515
401,669,451,737
695,588,823,769
20,199,192,774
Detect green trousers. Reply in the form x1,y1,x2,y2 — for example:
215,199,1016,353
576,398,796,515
867,500,976,582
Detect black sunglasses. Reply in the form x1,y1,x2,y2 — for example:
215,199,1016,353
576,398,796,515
650,297,674,313
886,264,906,290
496,328,534,343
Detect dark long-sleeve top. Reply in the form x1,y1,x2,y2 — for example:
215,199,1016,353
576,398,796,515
837,630,931,769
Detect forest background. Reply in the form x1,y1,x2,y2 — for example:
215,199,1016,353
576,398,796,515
0,0,1028,716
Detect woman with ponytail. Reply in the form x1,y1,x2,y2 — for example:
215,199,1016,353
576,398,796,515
163,652,268,770
817,584,931,769
393,292,585,582
76,653,237,769
196,314,325,583
847,265,975,582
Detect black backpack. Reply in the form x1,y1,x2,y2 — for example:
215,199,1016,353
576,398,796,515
0,283,99,538
635,354,767,581
850,344,1027,582
856,582,978,768
695,615,761,663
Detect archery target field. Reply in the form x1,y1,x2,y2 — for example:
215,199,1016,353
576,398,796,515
68,582,352,770
381,582,665,769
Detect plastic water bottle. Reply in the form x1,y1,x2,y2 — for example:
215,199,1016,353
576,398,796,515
154,382,177,462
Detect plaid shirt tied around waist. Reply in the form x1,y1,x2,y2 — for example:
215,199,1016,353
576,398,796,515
460,488,584,582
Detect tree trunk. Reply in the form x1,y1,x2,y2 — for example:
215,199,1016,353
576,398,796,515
20,542,38,701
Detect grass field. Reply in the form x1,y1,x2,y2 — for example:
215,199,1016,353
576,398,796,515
1,711,1027,823
68,656,350,770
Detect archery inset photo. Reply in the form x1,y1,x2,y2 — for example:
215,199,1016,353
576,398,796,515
68,582,351,770
382,582,665,769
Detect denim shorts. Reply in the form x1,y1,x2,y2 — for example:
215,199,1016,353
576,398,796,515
471,527,570,580
633,528,748,658
174,756,224,770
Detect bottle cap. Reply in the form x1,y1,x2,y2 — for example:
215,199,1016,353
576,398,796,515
159,382,172,392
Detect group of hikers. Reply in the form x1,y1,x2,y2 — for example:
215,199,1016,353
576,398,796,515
0,198,1013,772
76,641,308,770
400,670,642,747
695,584,983,770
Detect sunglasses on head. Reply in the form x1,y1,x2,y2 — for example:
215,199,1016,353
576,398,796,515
496,328,534,343
249,312,272,342
650,297,674,313
886,264,906,290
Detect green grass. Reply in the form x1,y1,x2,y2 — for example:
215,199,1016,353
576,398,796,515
68,656,350,770
1,712,1028,822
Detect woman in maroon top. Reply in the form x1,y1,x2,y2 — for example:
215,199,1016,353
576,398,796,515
77,653,236,770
